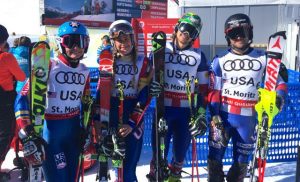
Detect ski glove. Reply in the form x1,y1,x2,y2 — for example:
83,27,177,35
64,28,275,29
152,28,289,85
79,128,92,152
276,95,284,111
101,134,114,157
209,115,229,147
149,80,163,97
112,134,126,160
19,125,46,166
189,107,207,137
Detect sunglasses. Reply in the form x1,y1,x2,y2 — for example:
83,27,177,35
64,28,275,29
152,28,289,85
60,34,89,49
177,22,199,39
226,26,250,40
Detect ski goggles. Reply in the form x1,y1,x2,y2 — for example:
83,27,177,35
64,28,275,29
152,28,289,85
109,23,134,39
60,34,89,49
177,22,199,39
226,26,251,40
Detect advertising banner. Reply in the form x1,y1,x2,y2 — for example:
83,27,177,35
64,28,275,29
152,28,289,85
131,18,200,57
43,0,114,27
116,0,167,21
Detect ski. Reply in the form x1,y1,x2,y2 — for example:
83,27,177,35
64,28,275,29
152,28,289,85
249,31,286,182
96,49,113,182
185,79,201,182
30,41,51,182
151,31,169,182
76,94,93,182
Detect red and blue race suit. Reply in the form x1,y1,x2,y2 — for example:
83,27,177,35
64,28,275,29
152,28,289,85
14,55,90,182
208,48,287,163
94,54,152,182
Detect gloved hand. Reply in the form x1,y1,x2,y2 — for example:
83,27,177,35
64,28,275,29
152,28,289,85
189,107,207,137
111,134,126,160
101,134,114,157
149,80,163,97
209,115,229,147
79,128,92,152
276,95,284,111
18,125,46,166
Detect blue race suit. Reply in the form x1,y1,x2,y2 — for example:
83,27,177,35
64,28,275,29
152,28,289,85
150,42,209,173
94,54,152,182
208,48,287,164
15,54,90,182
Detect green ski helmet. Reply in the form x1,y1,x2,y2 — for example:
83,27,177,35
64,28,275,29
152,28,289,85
176,12,202,40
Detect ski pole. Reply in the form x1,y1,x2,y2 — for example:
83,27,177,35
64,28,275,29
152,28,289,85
117,82,124,182
185,79,200,182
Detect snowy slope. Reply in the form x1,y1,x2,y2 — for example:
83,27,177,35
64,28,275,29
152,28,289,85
2,147,296,182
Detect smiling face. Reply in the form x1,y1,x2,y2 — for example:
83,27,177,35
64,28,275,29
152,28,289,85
176,30,193,49
64,45,85,60
114,33,133,56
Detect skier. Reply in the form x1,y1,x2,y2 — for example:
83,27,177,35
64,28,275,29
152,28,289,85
0,24,26,181
207,13,288,182
10,36,32,93
96,34,112,64
14,21,92,182
147,12,209,181
93,19,152,182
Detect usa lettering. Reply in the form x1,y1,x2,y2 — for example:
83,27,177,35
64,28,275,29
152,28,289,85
230,77,259,87
60,90,82,101
166,69,195,80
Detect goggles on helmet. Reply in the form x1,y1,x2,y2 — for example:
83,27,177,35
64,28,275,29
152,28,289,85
226,26,251,40
109,23,134,39
177,22,199,39
60,34,89,49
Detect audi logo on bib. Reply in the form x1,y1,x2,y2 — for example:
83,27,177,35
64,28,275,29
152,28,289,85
114,64,138,75
55,71,86,85
166,52,197,66
223,59,262,71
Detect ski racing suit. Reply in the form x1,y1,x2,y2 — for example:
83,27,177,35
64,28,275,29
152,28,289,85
10,45,30,93
0,52,25,166
15,54,90,182
94,54,152,182
151,42,209,174
208,48,287,180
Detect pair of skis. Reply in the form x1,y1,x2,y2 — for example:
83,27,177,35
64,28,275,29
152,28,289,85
28,41,50,182
249,31,286,182
150,31,169,182
96,49,124,182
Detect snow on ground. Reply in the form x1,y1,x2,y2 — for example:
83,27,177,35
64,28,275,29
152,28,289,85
2,147,296,182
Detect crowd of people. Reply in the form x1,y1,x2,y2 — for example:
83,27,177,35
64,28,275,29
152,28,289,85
0,11,287,182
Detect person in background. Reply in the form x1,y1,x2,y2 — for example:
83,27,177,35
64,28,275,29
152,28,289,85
96,34,112,63
0,24,26,181
10,36,31,93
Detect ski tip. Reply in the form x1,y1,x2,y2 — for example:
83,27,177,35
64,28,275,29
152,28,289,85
33,41,50,49
270,31,286,40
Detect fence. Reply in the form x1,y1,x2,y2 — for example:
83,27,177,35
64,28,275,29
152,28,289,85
89,68,300,167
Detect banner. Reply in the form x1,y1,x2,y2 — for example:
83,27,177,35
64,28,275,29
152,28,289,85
116,0,167,21
131,18,200,57
43,0,114,27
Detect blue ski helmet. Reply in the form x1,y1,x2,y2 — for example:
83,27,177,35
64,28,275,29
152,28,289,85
56,21,90,53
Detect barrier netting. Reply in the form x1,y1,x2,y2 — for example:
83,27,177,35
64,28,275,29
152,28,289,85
89,68,300,167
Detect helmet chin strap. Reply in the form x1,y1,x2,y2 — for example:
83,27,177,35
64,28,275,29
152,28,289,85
231,40,252,55
63,53,82,68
